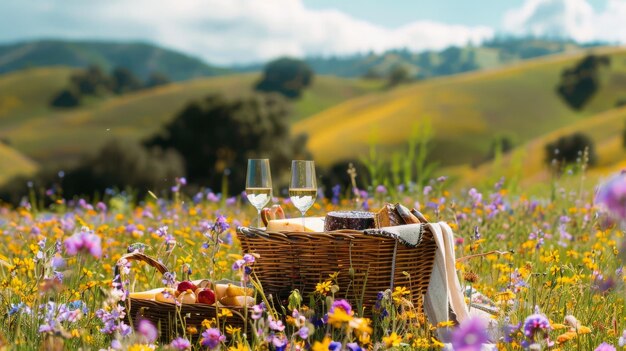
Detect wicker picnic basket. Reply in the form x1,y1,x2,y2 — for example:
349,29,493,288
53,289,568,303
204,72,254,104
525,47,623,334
115,252,248,341
236,223,437,314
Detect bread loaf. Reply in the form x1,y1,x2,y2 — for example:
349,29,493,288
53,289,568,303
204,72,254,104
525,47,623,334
374,203,405,227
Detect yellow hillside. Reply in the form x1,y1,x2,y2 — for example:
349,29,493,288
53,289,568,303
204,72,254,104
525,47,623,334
0,143,38,185
456,105,626,188
294,47,626,167
0,68,381,165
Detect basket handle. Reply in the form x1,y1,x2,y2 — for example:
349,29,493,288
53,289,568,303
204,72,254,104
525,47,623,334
113,252,169,287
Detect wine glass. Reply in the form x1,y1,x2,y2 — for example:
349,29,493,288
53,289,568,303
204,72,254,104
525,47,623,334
246,159,272,228
289,160,317,228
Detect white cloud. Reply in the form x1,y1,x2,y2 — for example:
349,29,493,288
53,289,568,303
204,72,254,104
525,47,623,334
0,0,494,65
503,0,626,43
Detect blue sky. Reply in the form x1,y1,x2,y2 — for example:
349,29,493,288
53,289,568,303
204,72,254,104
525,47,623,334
304,0,608,28
0,0,624,65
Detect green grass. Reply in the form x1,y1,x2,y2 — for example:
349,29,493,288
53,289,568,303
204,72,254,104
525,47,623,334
293,47,626,167
0,68,381,168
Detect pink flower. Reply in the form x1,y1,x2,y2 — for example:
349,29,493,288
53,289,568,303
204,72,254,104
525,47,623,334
595,171,626,221
170,337,191,350
201,328,225,349
451,316,489,351
137,319,158,343
64,227,102,258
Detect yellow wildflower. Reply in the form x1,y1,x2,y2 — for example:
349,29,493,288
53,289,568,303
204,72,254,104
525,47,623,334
228,342,249,351
312,337,332,351
315,281,332,295
382,332,402,348
226,325,241,335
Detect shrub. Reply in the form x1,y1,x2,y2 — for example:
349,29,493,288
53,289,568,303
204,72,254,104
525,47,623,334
544,132,597,168
145,93,310,192
556,54,610,110
255,57,314,99
0,139,184,204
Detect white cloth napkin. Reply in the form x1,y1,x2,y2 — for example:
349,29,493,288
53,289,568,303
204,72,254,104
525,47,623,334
370,222,499,348
423,222,499,347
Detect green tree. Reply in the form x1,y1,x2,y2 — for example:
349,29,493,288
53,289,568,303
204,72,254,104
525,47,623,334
255,58,314,99
70,65,111,95
145,93,310,192
556,54,611,110
545,132,597,168
145,71,171,88
111,67,142,94
50,88,81,108
387,65,411,87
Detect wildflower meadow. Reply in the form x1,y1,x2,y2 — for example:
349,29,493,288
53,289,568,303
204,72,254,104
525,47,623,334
0,169,625,351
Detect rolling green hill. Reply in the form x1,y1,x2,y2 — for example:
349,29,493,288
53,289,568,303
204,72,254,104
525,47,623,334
0,67,382,169
0,40,227,81
293,47,626,168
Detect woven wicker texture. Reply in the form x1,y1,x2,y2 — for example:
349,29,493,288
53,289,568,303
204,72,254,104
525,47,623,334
116,252,247,341
236,226,437,313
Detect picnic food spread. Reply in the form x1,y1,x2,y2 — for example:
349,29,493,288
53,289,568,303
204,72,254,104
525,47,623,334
130,279,254,307
264,202,426,232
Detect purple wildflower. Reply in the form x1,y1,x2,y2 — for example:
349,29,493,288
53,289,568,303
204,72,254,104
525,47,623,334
214,215,230,233
595,171,626,221
272,335,288,351
207,192,220,202
298,326,309,339
619,329,626,347
64,227,102,258
450,316,489,351
243,254,255,264
595,342,616,351
376,185,387,194
468,188,483,207
423,185,432,196
137,319,158,343
329,341,342,351
251,303,264,320
330,299,352,315
161,272,176,286
332,184,341,205
521,310,553,349
268,315,285,331
347,342,363,351
170,337,191,350
200,328,225,349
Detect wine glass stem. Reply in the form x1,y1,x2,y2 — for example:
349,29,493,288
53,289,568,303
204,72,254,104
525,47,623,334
257,209,261,228
301,211,306,229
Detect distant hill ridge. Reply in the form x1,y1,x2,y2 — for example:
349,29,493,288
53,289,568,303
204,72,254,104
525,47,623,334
237,37,605,79
0,39,228,81
0,38,608,83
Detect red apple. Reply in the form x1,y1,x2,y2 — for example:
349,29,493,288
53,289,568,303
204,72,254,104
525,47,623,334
196,288,216,305
177,281,198,293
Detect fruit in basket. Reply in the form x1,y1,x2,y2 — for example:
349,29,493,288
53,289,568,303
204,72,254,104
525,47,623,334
177,289,197,304
196,288,216,305
155,288,177,303
177,281,198,293
225,284,254,297
219,295,255,307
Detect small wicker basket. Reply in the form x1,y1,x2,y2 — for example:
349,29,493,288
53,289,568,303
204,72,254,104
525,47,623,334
115,252,248,341
236,223,437,314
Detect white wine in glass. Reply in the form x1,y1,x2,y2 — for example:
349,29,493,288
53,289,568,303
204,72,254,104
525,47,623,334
289,160,317,228
246,159,272,228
